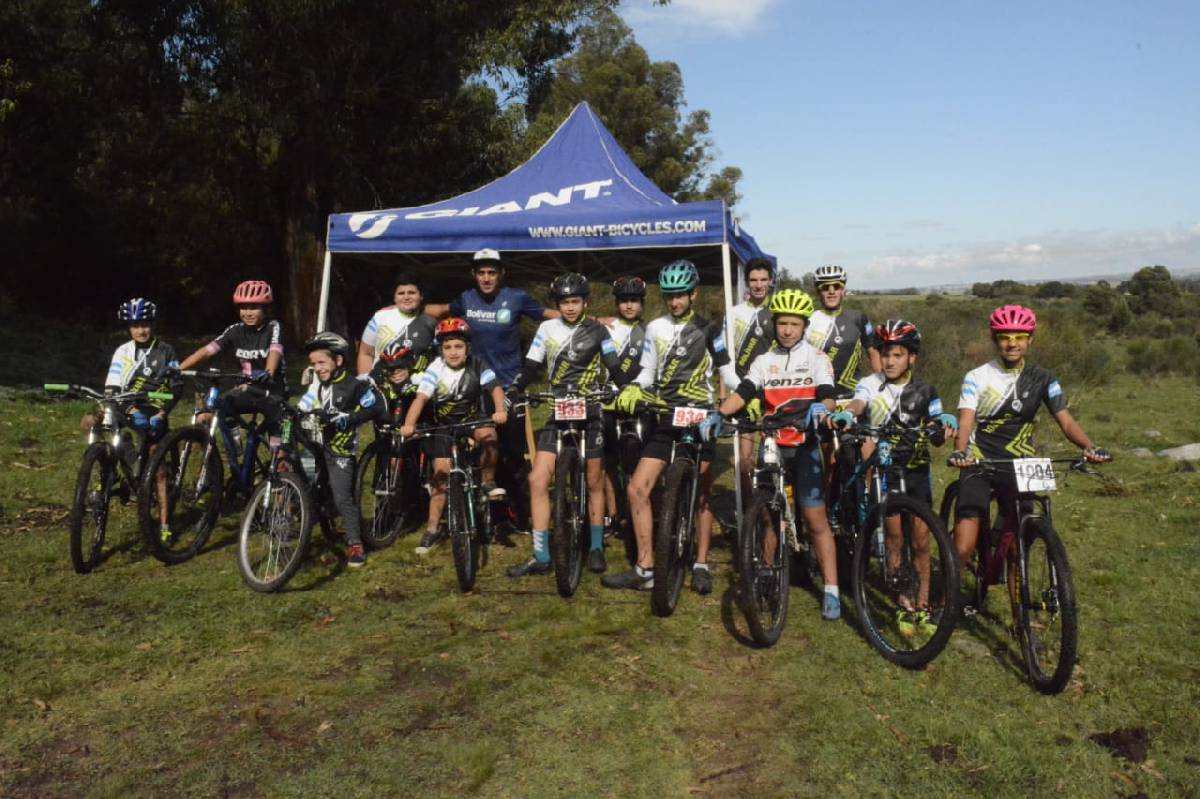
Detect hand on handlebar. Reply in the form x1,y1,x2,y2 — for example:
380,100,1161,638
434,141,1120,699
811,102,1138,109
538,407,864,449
947,449,974,468
615,384,645,414
805,403,830,429
698,411,723,442
1083,446,1111,463
829,410,855,429
399,423,416,439
492,409,508,426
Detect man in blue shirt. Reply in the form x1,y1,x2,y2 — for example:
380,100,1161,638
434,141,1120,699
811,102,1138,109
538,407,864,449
427,249,558,531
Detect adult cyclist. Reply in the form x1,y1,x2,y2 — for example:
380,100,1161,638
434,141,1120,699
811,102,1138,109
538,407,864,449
805,264,881,400
355,272,439,379
948,305,1110,578
603,260,738,595
601,276,648,541
729,257,777,506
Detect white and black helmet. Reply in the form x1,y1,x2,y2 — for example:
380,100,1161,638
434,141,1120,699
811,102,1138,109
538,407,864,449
814,264,847,285
304,331,351,359
117,297,158,322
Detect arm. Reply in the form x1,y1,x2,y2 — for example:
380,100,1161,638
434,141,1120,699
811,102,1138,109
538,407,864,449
265,321,284,378
953,408,976,456
424,303,451,320
490,385,508,426
867,346,882,374
178,343,216,372
265,349,282,379
598,334,630,387
1053,409,1096,452
356,341,375,377
400,392,428,438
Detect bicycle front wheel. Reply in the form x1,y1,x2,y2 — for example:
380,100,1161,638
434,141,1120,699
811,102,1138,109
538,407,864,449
140,426,223,564
69,443,117,574
652,458,696,618
738,490,790,646
552,446,586,598
852,496,959,668
1017,517,1078,694
448,472,479,592
237,473,312,592
355,440,403,550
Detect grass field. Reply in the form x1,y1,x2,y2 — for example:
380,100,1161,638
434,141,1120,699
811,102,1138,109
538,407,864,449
2,352,1199,796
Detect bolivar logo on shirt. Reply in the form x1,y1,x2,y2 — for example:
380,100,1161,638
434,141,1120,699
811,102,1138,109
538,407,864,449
497,309,512,324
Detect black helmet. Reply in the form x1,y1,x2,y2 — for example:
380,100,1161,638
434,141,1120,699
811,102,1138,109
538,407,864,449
117,298,158,322
304,331,351,359
550,272,590,300
874,319,921,353
612,275,646,299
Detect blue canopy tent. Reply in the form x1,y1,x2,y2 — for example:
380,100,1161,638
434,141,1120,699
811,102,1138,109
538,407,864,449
319,101,774,329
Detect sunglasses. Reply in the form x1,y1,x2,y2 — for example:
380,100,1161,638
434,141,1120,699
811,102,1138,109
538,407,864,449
995,332,1031,343
817,282,845,291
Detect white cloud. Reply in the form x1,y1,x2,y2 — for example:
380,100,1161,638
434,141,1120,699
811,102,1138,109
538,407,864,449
842,223,1200,288
623,0,779,37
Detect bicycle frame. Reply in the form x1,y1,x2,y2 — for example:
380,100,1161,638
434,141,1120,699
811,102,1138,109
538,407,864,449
181,372,271,496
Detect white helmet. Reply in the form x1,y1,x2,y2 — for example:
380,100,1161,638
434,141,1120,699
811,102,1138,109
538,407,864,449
814,264,847,284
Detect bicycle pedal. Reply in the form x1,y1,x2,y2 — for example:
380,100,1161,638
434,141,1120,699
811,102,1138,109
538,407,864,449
961,604,979,618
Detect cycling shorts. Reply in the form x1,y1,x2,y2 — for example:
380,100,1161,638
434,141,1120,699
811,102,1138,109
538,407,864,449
884,465,932,514
954,466,1016,522
641,416,716,463
781,442,824,509
536,419,604,459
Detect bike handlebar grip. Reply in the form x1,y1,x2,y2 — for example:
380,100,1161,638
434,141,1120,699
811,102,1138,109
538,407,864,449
147,391,174,401
44,383,70,392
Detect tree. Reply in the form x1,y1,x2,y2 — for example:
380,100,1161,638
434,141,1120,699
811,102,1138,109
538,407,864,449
521,9,741,207
1121,265,1183,316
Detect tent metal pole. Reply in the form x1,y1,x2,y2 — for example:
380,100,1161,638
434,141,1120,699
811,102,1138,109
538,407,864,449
316,250,332,331
720,240,742,539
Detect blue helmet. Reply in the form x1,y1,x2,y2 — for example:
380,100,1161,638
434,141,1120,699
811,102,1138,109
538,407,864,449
117,298,158,322
658,260,699,293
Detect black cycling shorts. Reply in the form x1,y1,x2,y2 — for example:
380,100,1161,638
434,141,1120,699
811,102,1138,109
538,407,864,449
536,419,604,458
641,416,716,463
884,465,933,514
954,466,1016,522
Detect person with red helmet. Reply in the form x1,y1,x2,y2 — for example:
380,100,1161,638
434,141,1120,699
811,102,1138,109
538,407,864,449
355,272,439,379
948,305,1110,579
399,318,508,555
178,279,288,445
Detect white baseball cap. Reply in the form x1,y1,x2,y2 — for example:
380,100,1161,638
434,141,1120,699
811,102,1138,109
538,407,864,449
473,248,502,265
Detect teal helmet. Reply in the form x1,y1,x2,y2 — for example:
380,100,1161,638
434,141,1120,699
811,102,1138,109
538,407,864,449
658,260,699,293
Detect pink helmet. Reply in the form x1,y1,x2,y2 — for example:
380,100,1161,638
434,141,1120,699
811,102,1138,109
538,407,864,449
989,304,1037,333
233,280,273,305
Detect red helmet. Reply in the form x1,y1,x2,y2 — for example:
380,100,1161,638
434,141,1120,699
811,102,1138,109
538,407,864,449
874,319,921,352
989,304,1037,333
436,317,471,340
379,339,415,368
233,280,273,305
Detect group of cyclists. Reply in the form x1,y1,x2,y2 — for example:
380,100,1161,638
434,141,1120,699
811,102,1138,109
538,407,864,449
86,248,1110,625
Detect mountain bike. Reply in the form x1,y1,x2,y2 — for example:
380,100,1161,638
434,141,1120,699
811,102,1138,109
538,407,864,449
940,454,1111,693
405,418,498,592
523,387,612,598
832,421,959,668
354,416,425,550
139,369,276,564
236,406,340,592
44,383,174,574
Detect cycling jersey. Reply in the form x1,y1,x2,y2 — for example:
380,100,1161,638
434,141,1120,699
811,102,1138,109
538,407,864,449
514,318,624,396
205,320,287,391
416,355,497,423
728,300,774,379
958,360,1067,459
805,308,874,397
105,338,180,411
448,287,546,386
605,318,646,385
852,373,944,468
360,307,438,371
297,369,386,457
635,312,737,407
735,340,835,447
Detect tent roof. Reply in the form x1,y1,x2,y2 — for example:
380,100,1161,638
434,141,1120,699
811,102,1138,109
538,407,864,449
325,101,772,285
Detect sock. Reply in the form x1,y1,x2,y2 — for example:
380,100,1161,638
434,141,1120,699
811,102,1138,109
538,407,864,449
825,584,839,600
589,524,604,551
636,564,652,578
532,530,550,562
693,562,709,572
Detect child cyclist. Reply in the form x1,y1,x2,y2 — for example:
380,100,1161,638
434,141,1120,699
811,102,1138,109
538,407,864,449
399,318,507,555
602,275,648,540
82,298,181,540
948,305,1110,579
830,319,957,635
505,273,630,578
701,289,844,620
295,332,386,568
177,280,288,447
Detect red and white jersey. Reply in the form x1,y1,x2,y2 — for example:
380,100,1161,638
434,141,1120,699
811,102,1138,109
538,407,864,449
743,340,834,447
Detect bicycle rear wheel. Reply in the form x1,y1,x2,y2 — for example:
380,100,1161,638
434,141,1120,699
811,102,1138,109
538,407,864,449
355,440,403,550
69,443,117,574
237,473,312,592
448,472,479,592
552,446,587,598
652,458,695,618
738,490,790,646
1016,517,1078,694
140,426,223,564
852,496,959,668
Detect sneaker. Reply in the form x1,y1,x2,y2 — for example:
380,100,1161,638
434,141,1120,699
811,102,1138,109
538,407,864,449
587,548,607,573
506,557,552,578
414,528,445,555
822,592,842,621
896,609,917,639
159,526,174,545
347,544,367,568
601,567,653,591
481,481,507,501
691,566,713,595
915,609,938,638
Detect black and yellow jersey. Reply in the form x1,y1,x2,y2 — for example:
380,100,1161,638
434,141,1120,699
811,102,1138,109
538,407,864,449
728,300,774,379
957,360,1067,459
296,369,386,457
805,308,874,397
514,318,624,396
635,311,738,407
416,355,497,423
852,373,944,468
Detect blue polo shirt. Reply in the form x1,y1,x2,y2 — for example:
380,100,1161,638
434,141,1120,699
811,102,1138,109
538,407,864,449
449,287,547,386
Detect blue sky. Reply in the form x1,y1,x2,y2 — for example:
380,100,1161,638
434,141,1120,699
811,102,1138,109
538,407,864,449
621,0,1200,288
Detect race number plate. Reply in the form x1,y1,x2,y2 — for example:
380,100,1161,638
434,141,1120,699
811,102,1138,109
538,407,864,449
1013,458,1056,492
554,398,587,421
672,406,709,428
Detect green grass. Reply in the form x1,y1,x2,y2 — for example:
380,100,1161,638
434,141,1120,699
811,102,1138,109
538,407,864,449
2,340,1200,796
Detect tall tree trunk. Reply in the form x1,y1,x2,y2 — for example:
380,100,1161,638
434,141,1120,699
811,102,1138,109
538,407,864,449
283,210,324,343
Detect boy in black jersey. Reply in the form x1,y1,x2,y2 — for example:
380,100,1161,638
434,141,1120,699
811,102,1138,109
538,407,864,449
178,280,288,447
296,333,386,568
602,275,648,553
832,319,957,634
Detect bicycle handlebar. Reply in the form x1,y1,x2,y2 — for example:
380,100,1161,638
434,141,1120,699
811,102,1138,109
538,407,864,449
402,417,496,442
44,384,173,403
